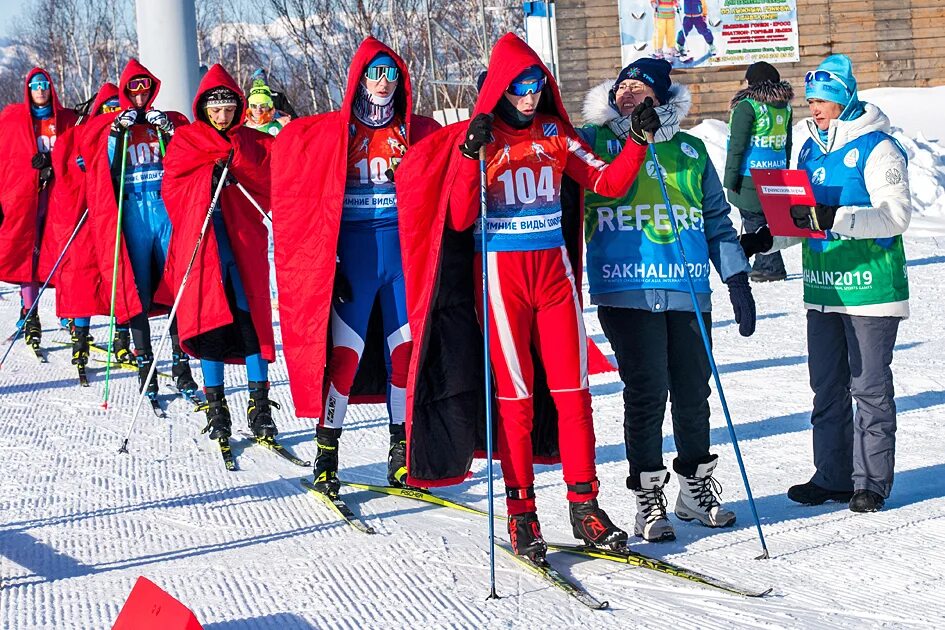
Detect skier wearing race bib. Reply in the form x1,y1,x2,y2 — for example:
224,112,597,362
577,58,753,543
271,38,440,497
724,62,794,282
162,64,278,442
394,33,660,560
82,59,198,400
0,68,77,352
744,54,912,513
39,84,124,376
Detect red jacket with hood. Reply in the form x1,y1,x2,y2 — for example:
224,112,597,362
39,83,119,318
394,33,645,487
162,64,275,363
0,67,77,283
80,59,190,324
271,37,440,418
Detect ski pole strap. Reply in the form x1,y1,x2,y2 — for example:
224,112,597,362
567,480,600,495
505,486,535,500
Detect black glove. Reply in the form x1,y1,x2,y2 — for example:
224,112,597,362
333,259,353,304
145,109,175,137
739,225,773,258
790,203,838,231
629,97,661,146
459,113,494,159
725,272,756,337
211,162,236,190
111,107,138,133
31,151,51,170
38,166,53,189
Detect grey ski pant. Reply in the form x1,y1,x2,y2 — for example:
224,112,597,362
807,310,901,498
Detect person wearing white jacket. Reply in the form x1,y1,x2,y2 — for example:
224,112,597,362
740,54,911,513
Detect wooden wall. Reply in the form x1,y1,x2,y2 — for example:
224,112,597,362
555,0,945,124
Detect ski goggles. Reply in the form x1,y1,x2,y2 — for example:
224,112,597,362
248,102,273,110
127,77,153,93
804,70,850,94
506,75,546,97
364,66,399,82
28,79,50,91
101,100,121,113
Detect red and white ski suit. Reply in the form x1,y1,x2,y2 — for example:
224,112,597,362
452,113,647,514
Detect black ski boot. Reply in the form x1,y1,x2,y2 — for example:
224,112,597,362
172,351,199,394
113,327,134,365
508,511,547,562
247,380,279,439
21,308,41,348
200,385,232,440
387,424,409,487
135,352,160,399
569,488,629,549
71,325,90,367
312,426,342,497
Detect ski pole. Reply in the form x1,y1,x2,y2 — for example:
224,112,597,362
0,209,90,369
117,151,234,454
102,130,131,409
234,182,272,223
479,145,499,599
647,139,769,559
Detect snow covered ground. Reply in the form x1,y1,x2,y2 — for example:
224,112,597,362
1,90,945,628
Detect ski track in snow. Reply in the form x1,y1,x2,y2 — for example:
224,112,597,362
2,237,945,629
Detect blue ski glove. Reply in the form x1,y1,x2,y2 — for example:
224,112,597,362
725,272,756,337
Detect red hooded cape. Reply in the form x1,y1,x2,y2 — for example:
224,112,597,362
395,33,620,487
162,64,275,362
38,83,119,318
270,37,440,418
80,59,190,323
0,67,77,283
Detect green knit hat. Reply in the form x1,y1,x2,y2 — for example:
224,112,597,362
248,78,273,108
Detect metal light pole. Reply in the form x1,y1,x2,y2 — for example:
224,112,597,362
135,0,200,116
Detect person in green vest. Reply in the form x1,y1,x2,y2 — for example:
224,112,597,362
743,54,912,513
723,61,794,282
577,58,754,543
244,70,292,136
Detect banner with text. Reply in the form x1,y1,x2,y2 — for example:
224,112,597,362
618,0,800,69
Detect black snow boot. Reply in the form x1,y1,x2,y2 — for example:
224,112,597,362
569,496,629,549
135,352,160,399
787,480,854,506
200,385,232,440
508,511,547,562
312,426,342,497
71,325,90,367
247,380,279,439
113,327,134,365
171,351,199,393
387,424,409,487
21,308,41,348
849,489,885,513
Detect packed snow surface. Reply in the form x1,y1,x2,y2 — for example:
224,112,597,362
1,89,944,629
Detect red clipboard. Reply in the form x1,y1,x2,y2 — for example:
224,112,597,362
750,168,826,239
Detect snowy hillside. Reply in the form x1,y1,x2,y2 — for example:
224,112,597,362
2,89,945,628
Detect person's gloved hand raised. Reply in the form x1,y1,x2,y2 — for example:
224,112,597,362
628,97,661,146
459,113,495,159
790,203,838,231
725,272,756,337
145,109,175,137
111,107,138,132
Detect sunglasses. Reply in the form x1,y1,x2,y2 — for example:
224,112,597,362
29,80,50,91
248,102,272,110
805,70,850,94
507,75,546,97
127,77,153,93
365,66,399,82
